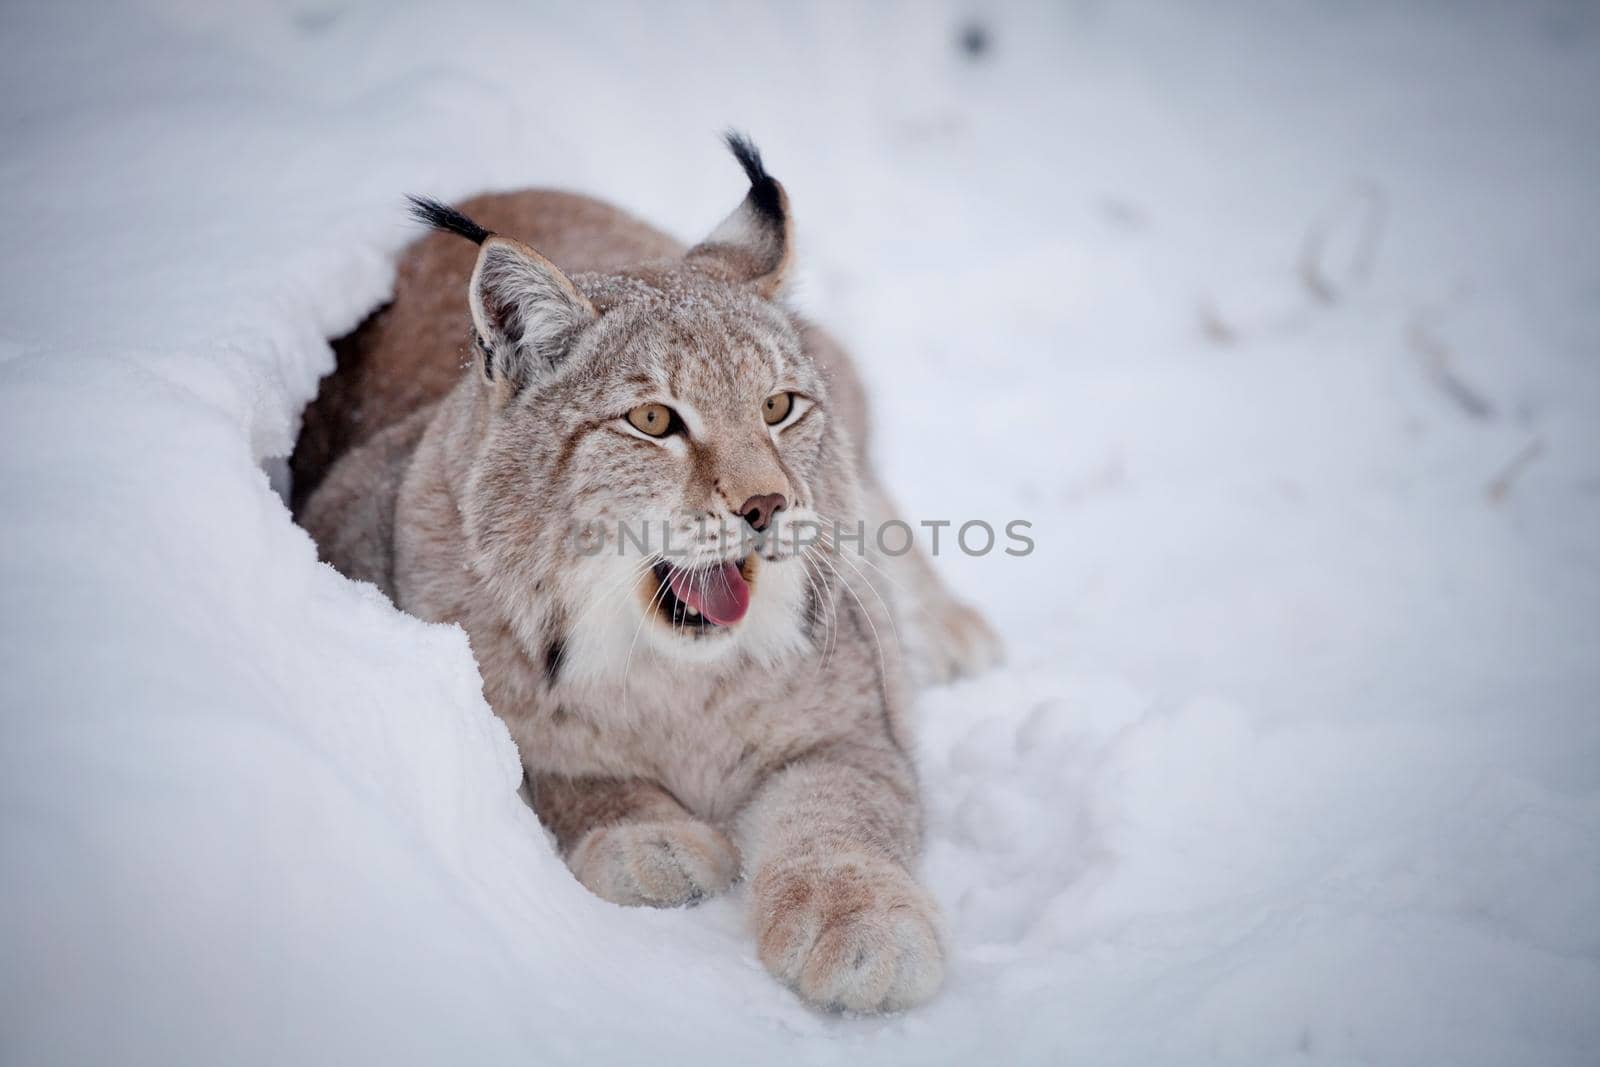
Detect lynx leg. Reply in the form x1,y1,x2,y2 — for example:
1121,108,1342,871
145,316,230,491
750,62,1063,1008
533,775,740,908
736,742,945,1013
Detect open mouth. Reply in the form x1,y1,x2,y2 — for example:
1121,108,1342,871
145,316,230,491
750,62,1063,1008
649,557,754,632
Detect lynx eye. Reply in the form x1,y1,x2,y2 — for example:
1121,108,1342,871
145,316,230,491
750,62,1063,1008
627,403,677,438
762,391,794,426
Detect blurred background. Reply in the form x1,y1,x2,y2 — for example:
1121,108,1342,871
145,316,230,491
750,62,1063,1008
2,2,1597,1064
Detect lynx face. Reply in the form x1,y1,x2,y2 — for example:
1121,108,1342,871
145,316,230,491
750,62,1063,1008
472,274,852,673
421,139,859,680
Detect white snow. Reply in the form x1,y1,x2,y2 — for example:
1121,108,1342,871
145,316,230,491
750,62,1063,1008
3,1,1598,1064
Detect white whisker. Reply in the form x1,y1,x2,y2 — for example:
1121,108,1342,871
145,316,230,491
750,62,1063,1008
806,515,906,658
621,554,675,719
562,551,660,639
808,540,893,687
800,547,840,675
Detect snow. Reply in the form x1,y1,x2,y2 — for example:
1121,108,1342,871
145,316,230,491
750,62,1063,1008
3,1,1598,1063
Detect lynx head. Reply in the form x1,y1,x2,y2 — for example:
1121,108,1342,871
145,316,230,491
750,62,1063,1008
408,135,859,681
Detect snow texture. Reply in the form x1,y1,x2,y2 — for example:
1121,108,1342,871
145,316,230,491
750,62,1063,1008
2,2,1598,1064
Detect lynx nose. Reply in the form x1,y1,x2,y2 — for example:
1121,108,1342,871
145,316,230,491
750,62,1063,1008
740,493,787,533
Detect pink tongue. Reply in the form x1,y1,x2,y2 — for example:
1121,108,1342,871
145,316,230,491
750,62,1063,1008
667,561,749,626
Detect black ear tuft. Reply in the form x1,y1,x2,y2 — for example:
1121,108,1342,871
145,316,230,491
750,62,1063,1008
722,130,783,224
406,194,492,245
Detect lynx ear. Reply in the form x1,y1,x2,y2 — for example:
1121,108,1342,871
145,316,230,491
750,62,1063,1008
469,236,597,388
406,195,598,389
685,132,792,298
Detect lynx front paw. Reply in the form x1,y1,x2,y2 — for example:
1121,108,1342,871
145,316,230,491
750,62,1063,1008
753,854,945,1013
569,820,740,908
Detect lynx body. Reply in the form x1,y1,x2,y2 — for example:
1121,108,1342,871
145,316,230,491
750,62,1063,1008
297,138,997,1012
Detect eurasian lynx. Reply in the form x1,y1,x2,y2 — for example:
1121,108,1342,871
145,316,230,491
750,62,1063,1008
297,135,998,1012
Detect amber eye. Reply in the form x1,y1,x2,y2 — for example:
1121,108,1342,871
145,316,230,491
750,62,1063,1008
763,392,793,426
627,403,677,437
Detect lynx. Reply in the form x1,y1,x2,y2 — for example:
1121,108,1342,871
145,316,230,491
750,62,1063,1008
296,135,999,1012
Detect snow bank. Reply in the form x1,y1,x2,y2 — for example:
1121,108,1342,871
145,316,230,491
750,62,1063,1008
2,2,1597,1064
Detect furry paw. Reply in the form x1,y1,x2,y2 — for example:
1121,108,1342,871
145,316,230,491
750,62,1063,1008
569,820,740,908
916,596,1002,686
753,853,945,1013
